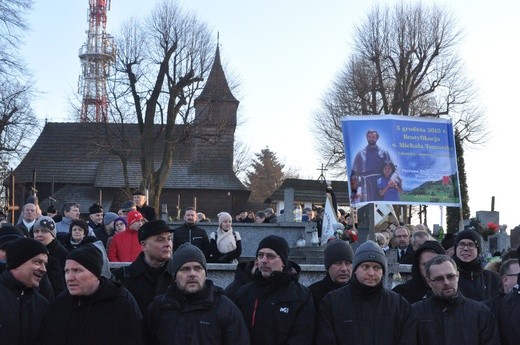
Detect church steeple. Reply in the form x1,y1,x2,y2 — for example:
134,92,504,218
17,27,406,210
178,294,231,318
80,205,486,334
195,45,238,104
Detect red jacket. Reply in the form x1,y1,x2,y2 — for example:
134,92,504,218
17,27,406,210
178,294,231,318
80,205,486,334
108,229,142,262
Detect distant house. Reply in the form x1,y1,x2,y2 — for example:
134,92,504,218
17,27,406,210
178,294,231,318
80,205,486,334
8,47,250,220
266,178,349,213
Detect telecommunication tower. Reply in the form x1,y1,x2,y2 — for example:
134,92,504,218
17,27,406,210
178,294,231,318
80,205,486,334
78,0,115,123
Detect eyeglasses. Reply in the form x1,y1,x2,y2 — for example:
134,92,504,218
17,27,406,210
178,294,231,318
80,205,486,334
257,252,280,260
505,273,520,277
458,242,477,249
429,273,458,283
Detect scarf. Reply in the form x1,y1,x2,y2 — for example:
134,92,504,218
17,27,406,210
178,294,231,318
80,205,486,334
216,227,238,254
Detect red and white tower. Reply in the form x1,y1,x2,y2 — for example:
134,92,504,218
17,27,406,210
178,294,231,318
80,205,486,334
78,0,115,123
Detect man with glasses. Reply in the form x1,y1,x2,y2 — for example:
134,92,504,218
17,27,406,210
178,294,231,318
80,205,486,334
485,258,520,317
143,243,249,345
233,235,315,345
316,240,414,344
394,226,414,264
412,254,499,344
453,230,500,301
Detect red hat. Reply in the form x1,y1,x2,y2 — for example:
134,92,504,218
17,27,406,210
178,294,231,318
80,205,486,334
127,210,144,226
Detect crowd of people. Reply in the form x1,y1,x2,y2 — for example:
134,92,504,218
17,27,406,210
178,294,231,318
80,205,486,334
1,196,520,344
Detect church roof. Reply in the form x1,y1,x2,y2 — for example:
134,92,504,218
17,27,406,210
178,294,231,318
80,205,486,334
267,178,350,205
13,122,247,191
196,46,238,103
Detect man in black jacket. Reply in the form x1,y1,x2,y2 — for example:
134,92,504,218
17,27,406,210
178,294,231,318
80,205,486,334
113,219,174,314
39,244,143,345
172,206,210,258
393,240,445,303
453,229,500,301
309,239,354,310
143,243,249,345
0,238,50,345
316,240,414,345
132,190,157,221
412,254,499,344
233,235,315,345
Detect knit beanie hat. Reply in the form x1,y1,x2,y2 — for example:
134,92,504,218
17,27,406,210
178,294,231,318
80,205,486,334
324,240,354,270
352,240,387,273
33,216,57,238
103,212,119,226
89,203,103,215
218,212,232,225
113,217,128,227
121,201,136,212
6,238,48,270
0,225,24,248
127,211,144,227
171,243,207,275
454,230,481,254
67,244,103,278
256,235,290,267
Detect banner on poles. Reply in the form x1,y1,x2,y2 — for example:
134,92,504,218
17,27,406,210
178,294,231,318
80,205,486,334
342,115,461,207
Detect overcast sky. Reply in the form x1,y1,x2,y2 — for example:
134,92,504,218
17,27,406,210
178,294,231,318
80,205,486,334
22,0,520,230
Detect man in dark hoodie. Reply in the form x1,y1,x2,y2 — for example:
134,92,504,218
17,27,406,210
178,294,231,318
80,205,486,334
233,235,315,345
309,239,354,310
38,244,143,345
453,229,500,301
393,240,445,303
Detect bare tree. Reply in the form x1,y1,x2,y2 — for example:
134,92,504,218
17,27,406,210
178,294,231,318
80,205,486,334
314,2,487,176
233,139,252,184
108,0,216,210
0,0,39,162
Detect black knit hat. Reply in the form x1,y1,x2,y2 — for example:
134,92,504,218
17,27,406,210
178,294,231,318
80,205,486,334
138,220,172,242
6,238,48,270
66,244,103,278
0,225,24,248
256,235,290,267
324,240,354,270
454,230,482,254
352,240,387,273
171,243,207,276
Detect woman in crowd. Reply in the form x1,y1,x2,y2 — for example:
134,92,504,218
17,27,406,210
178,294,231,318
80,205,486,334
209,212,242,263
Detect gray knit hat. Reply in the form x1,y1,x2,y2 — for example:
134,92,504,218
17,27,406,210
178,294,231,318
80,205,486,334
324,240,354,270
103,212,119,226
33,216,57,238
352,240,387,273
172,243,207,275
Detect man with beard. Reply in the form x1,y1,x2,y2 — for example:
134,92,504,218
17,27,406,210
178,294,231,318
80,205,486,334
113,219,175,314
412,254,499,344
143,243,249,345
233,235,315,345
309,239,354,310
453,230,500,301
39,244,143,345
393,240,445,303
172,207,210,258
0,238,49,345
351,129,393,202
316,240,414,344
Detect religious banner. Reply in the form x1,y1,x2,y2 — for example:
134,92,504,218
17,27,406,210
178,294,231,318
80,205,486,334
342,115,461,207
321,193,342,245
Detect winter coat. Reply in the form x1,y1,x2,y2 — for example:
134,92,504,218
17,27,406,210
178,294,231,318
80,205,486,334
454,256,500,301
0,271,49,345
137,205,157,221
38,277,143,345
172,223,210,259
308,273,346,310
143,280,250,345
498,288,520,345
224,260,255,298
209,230,242,263
233,270,315,345
108,229,142,262
412,292,499,345
316,276,414,345
393,240,445,304
113,252,175,314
